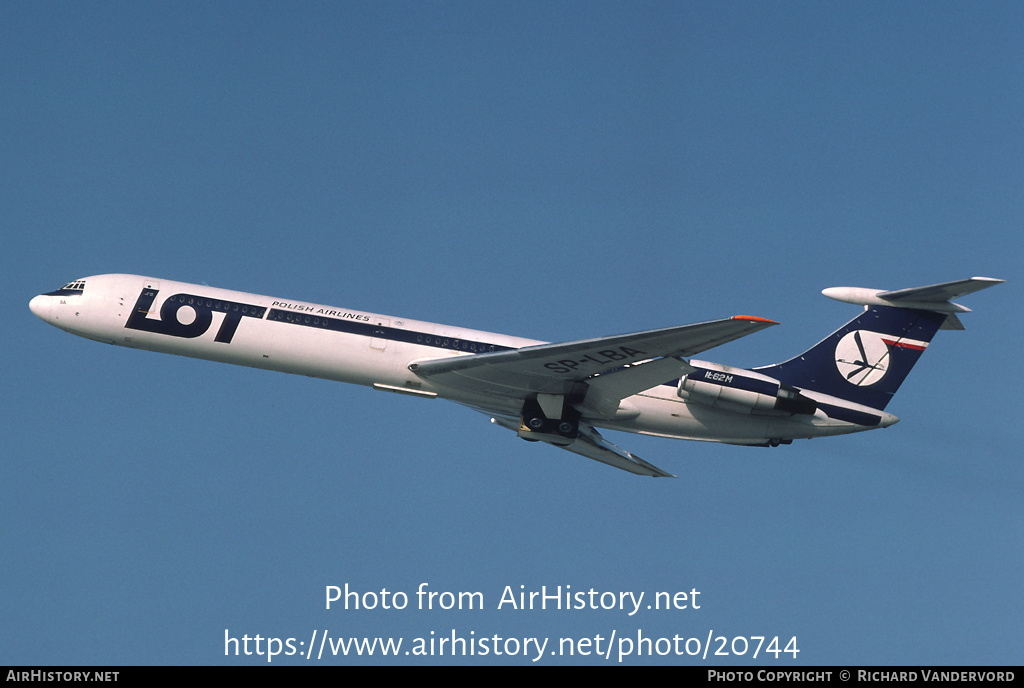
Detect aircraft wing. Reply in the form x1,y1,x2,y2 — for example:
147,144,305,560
409,315,777,407
490,416,675,478
562,424,677,478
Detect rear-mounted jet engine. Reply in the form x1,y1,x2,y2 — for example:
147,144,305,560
678,361,817,416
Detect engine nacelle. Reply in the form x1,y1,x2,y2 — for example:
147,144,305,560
678,361,817,416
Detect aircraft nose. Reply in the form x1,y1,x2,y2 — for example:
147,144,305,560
29,294,50,322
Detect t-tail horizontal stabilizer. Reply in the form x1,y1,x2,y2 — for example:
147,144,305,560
822,276,1004,330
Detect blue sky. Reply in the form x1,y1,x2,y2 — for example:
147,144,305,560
3,2,1021,665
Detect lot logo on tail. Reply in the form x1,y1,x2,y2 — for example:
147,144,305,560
834,330,931,387
835,330,891,386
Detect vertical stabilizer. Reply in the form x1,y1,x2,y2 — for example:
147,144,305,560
755,277,1002,410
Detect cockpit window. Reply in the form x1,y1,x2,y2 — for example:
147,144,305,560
44,280,86,296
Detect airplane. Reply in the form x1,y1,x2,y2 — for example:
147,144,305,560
29,274,1002,478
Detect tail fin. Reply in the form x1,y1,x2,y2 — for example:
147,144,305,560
754,277,1002,411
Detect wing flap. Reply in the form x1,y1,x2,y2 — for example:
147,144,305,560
581,356,696,418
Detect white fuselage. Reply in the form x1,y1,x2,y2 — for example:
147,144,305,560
30,274,892,446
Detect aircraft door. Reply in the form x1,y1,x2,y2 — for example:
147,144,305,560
370,318,389,351
122,279,159,348
139,280,160,315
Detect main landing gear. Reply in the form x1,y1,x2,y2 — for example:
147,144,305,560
517,396,581,446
